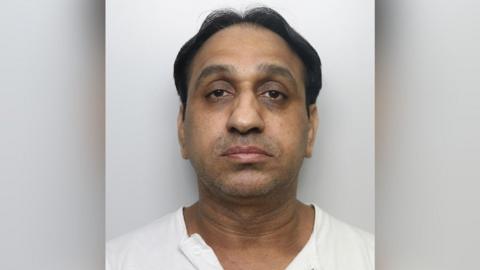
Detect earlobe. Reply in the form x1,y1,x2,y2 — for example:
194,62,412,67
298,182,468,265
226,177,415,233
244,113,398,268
177,105,188,159
305,105,318,158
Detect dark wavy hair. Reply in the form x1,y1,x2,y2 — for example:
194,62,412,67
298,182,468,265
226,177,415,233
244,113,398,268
173,7,322,114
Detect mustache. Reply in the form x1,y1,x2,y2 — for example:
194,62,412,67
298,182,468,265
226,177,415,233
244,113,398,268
213,134,280,157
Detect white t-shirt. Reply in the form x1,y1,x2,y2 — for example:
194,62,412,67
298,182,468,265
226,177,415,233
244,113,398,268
106,204,374,270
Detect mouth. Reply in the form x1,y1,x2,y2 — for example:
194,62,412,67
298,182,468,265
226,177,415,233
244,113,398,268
221,145,273,163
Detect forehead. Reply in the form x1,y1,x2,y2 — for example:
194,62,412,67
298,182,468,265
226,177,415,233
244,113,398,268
189,25,304,83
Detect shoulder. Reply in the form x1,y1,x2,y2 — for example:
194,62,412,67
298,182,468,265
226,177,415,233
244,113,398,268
106,208,187,270
313,205,374,270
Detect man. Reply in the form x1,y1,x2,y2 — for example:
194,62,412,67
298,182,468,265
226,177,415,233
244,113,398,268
107,7,374,270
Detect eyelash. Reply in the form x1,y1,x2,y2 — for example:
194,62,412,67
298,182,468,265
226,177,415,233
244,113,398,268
205,89,288,102
262,90,286,100
206,89,232,99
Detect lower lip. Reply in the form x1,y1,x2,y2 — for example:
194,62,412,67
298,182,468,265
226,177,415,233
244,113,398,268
223,153,270,163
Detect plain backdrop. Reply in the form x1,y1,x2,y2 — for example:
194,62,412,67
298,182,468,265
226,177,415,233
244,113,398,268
376,0,480,269
106,0,374,240
0,1,104,269
2,1,480,269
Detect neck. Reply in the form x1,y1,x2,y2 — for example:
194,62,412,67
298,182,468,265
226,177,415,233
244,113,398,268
184,181,314,251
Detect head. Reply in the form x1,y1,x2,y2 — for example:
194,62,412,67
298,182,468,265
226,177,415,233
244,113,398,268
174,7,322,199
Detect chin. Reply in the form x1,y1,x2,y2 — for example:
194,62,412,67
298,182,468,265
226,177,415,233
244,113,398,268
212,171,281,198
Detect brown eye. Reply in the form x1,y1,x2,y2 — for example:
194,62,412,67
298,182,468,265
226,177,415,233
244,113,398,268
205,89,233,102
211,89,226,97
267,90,280,99
263,90,285,99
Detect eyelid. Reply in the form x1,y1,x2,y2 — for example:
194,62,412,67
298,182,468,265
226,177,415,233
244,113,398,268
258,81,288,95
205,87,234,95
203,79,233,92
204,88,235,102
260,89,287,99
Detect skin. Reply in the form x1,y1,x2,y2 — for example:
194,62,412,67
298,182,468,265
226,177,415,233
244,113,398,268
177,24,319,270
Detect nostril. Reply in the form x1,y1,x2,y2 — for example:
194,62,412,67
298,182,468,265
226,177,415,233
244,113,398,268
226,96,265,134
228,126,262,135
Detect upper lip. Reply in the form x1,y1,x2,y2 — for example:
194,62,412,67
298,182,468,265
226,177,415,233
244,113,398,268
221,146,273,156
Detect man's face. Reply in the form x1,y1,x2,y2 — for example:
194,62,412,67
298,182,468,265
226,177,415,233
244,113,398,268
178,25,318,198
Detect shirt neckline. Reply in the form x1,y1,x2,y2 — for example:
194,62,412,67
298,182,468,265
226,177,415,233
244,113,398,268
176,203,322,270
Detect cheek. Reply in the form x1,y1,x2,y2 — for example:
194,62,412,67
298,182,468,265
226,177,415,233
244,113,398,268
270,114,309,155
184,112,226,154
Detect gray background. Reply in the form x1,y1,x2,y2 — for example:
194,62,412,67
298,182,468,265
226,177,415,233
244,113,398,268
0,1,104,269
106,0,375,240
376,0,480,269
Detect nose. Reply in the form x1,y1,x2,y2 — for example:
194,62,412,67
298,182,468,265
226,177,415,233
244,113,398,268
226,91,265,135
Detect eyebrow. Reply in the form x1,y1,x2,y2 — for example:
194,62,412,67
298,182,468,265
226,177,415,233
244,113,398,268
192,63,297,90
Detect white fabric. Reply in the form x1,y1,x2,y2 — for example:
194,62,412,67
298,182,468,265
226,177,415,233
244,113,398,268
106,204,374,270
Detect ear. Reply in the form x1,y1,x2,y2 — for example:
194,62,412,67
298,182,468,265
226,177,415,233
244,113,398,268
305,104,318,158
177,105,188,159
